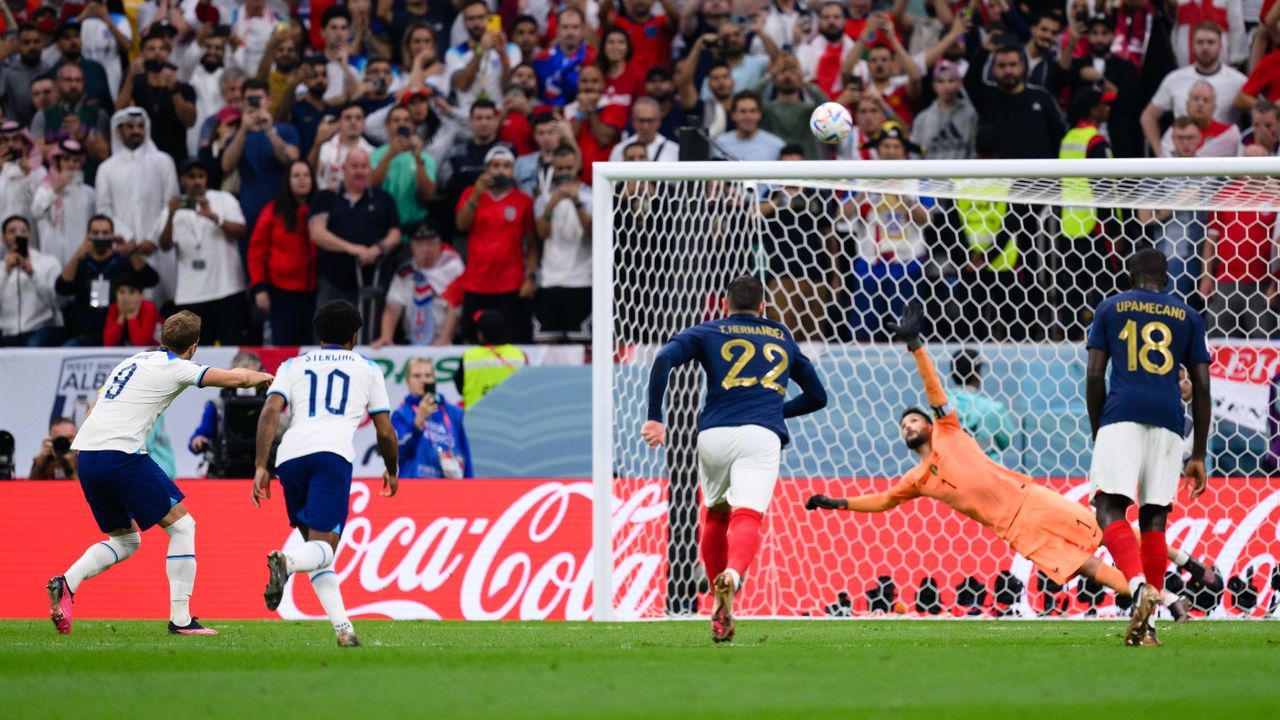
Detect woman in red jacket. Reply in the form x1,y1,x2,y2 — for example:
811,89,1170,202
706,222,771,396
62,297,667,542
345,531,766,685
248,159,318,345
102,277,162,347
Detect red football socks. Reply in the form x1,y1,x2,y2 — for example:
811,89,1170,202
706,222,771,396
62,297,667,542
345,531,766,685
700,508,730,581
1101,520,1144,582
725,508,764,579
1141,531,1168,594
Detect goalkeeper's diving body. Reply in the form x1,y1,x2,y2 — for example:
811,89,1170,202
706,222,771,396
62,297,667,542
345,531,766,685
642,275,828,643
806,301,1205,622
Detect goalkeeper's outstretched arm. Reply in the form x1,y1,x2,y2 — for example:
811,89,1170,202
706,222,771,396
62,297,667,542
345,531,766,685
806,491,907,512
888,299,950,414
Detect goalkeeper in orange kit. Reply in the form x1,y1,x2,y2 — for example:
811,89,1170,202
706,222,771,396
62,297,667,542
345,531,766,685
806,301,1212,631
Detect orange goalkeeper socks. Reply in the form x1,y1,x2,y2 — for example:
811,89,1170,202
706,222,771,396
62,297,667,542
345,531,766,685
700,508,730,581
725,508,763,581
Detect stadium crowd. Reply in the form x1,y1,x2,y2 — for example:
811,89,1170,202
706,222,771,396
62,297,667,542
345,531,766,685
0,0,1276,351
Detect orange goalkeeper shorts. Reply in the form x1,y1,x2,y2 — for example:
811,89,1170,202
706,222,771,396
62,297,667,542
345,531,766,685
1004,484,1103,585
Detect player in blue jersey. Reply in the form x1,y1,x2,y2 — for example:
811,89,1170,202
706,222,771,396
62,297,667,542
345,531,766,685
252,300,400,647
47,311,274,636
642,276,828,642
1086,248,1212,646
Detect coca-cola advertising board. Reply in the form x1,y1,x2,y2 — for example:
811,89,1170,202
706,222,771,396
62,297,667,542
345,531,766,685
1,477,1275,620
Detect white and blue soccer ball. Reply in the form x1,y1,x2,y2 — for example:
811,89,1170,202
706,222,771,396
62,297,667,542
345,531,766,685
809,102,853,145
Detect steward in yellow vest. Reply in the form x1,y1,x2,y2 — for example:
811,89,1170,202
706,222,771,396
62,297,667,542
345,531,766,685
1059,86,1115,239
457,310,528,408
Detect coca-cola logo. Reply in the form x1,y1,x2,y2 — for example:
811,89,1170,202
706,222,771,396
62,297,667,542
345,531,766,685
277,480,669,621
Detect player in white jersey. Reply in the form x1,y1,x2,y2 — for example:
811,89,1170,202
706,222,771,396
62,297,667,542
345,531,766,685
47,311,274,636
252,300,400,647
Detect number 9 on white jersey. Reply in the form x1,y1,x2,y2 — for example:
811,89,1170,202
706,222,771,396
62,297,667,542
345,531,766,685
268,348,392,466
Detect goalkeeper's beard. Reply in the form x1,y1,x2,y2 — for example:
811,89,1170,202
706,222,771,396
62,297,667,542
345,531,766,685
904,433,928,450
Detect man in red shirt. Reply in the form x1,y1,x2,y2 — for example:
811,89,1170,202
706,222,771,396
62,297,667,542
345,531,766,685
1199,145,1279,339
456,146,538,343
1236,47,1280,112
568,65,626,185
607,0,679,71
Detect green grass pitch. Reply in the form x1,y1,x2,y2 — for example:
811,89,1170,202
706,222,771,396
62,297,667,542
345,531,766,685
3,619,1279,719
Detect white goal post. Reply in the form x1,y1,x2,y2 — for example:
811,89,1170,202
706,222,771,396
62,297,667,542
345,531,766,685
590,157,1280,622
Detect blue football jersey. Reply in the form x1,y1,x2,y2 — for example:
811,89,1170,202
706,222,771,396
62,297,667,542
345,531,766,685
1086,288,1211,435
647,313,824,445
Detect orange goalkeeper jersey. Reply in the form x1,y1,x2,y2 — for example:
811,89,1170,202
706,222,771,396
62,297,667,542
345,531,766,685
879,349,1032,540
885,412,1032,540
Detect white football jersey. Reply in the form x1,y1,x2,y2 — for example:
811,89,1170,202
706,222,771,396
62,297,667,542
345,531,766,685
269,348,391,465
73,350,209,454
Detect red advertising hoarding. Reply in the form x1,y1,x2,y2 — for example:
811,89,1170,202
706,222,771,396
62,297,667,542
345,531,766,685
1,477,1276,620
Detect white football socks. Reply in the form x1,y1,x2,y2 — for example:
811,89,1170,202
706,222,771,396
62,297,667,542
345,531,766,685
164,515,197,626
1171,549,1191,567
309,569,353,636
286,540,334,575
724,568,742,591
65,532,141,593
1128,576,1148,598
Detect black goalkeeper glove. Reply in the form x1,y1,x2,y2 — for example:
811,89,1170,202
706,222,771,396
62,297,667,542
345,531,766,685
886,299,924,351
805,494,848,511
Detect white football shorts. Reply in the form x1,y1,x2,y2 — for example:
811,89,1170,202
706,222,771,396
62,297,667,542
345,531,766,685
1089,422,1185,506
696,425,782,513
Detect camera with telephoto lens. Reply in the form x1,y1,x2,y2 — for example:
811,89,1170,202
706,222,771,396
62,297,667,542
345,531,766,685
0,430,14,480
206,386,270,478
51,436,72,456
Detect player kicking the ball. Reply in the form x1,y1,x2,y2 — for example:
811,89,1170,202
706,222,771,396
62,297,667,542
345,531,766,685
48,311,274,636
253,300,400,648
1086,249,1211,646
642,276,828,643
806,300,1204,629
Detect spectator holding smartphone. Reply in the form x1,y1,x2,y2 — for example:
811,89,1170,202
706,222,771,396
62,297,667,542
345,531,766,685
1,215,62,347
392,357,472,478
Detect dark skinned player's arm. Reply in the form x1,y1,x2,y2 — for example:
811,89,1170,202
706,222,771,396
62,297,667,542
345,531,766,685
255,394,286,471
1188,362,1211,460
1086,348,1108,441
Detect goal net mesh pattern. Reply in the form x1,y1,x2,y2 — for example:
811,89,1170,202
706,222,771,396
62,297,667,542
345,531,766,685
606,169,1279,620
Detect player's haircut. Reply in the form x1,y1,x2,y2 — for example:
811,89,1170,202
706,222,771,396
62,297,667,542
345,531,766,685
1171,115,1199,130
730,90,762,114
779,143,806,158
322,4,352,28
2,215,29,234
470,98,498,116
1194,20,1224,37
900,406,932,424
1127,248,1169,286
950,349,984,388
88,213,114,231
313,300,363,345
725,275,764,312
161,311,202,351
476,310,509,344
1254,99,1280,117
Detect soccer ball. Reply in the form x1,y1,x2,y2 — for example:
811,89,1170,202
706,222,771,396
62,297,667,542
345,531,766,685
809,102,853,145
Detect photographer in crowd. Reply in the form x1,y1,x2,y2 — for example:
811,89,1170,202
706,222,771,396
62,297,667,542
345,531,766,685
29,417,78,479
56,214,159,346
392,357,472,478
189,350,279,478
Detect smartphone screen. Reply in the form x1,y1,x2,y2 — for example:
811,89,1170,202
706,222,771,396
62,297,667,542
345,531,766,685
485,14,502,33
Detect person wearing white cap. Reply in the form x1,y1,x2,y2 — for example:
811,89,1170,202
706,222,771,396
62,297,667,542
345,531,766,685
454,144,536,343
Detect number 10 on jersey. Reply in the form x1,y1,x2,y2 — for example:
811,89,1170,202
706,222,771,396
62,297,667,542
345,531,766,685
303,369,350,416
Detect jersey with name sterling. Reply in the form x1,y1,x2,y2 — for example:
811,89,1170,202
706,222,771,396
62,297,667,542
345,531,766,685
268,346,392,466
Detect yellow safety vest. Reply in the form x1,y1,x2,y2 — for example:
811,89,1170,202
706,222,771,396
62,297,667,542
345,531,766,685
461,344,527,408
1058,124,1110,239
956,180,1019,272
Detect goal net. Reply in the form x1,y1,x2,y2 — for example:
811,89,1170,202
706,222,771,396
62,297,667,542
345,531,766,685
590,158,1280,621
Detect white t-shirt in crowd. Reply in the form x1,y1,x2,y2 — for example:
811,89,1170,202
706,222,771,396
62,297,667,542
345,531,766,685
534,184,593,288
269,348,392,465
444,41,523,115
1149,64,1247,125
608,133,679,162
80,13,132,101
166,189,247,305
73,351,208,454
